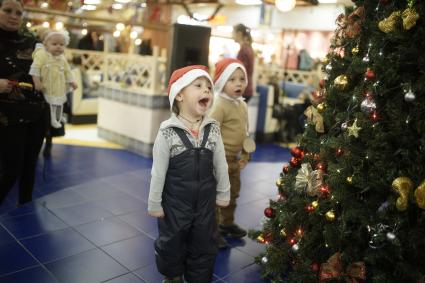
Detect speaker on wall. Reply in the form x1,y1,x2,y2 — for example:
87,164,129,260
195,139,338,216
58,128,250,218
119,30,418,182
167,23,211,79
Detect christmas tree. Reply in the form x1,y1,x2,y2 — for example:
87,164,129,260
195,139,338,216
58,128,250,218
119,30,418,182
251,0,425,282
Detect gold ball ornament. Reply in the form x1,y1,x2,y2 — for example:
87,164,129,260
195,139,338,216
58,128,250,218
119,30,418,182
352,46,359,55
402,8,420,30
392,177,413,211
276,179,284,188
414,180,425,209
317,103,325,113
257,235,265,244
378,11,401,33
280,229,287,237
325,210,336,221
312,200,319,209
334,75,349,90
346,176,353,184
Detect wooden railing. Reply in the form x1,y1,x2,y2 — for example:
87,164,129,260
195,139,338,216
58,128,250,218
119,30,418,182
65,49,168,94
256,64,323,87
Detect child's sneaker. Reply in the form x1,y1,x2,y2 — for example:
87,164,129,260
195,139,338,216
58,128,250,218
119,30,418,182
219,224,247,238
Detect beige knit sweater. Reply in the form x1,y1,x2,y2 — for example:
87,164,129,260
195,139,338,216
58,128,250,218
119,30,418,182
209,95,249,160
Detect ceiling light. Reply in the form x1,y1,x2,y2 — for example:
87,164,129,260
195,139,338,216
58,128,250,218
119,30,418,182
112,3,123,9
135,38,142,45
116,23,125,31
130,31,138,39
81,4,97,10
55,21,64,30
275,0,296,12
84,0,101,4
235,0,262,5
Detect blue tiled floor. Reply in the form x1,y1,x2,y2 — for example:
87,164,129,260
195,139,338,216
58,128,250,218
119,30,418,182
0,143,291,282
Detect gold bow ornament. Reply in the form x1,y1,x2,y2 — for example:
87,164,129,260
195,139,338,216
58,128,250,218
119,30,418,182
295,163,324,196
319,252,366,283
392,177,425,211
304,106,324,133
378,7,419,33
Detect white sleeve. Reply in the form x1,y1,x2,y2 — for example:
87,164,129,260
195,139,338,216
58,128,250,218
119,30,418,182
213,126,230,206
148,131,170,213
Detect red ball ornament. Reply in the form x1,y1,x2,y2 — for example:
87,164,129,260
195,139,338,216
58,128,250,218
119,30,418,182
289,157,301,167
370,111,379,122
319,185,330,197
364,90,373,98
264,207,275,218
306,204,314,212
319,79,326,89
316,162,327,172
263,232,272,243
311,263,320,272
365,68,376,80
282,165,290,174
336,148,344,157
290,147,304,159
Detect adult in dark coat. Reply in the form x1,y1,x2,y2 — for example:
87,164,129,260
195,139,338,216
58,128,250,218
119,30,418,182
0,0,48,205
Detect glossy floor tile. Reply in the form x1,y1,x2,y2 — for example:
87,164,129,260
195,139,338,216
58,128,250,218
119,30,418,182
0,143,290,282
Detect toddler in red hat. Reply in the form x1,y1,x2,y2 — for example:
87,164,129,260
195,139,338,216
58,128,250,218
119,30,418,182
209,58,256,249
148,65,230,283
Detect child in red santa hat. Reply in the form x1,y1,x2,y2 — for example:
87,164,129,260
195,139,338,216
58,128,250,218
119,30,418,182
148,65,230,283
209,58,256,249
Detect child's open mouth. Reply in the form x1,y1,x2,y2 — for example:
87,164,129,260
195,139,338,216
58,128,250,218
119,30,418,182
199,98,210,107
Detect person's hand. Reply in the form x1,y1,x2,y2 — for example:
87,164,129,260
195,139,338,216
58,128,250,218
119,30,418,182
33,81,43,91
70,81,78,90
0,79,13,94
148,210,165,218
239,159,248,170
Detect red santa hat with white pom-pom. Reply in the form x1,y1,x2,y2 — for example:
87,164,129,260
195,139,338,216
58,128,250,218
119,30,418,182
168,65,213,109
213,58,247,94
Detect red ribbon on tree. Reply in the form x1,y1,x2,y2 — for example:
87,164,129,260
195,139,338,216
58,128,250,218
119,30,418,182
319,252,366,283
346,6,365,38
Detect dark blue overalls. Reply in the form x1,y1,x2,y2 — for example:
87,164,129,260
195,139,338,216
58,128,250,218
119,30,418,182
155,124,218,282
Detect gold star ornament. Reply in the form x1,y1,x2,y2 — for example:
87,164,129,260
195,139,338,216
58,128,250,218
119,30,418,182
348,119,362,137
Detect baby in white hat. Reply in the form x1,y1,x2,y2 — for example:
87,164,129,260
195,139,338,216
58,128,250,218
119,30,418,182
29,29,77,128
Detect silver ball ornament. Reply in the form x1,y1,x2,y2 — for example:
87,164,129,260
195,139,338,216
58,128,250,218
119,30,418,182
360,98,377,113
261,256,268,264
341,122,348,131
404,89,416,102
362,55,370,63
386,232,396,241
291,243,299,252
325,64,333,72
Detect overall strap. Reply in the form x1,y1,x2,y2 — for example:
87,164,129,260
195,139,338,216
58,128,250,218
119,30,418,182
173,127,193,149
200,123,211,148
